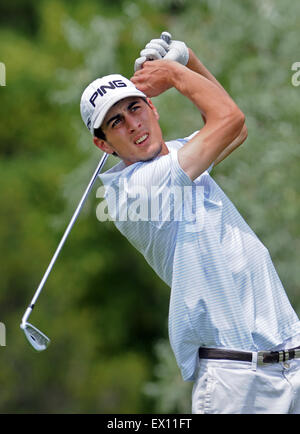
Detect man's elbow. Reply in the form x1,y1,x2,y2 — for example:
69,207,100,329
234,109,248,145
220,107,246,145
241,122,248,140
230,108,246,136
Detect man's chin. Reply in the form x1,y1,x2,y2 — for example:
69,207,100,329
121,142,167,166
139,143,163,162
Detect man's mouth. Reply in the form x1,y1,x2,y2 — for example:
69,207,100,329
134,133,149,146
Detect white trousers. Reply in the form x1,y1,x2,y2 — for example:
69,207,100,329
192,357,300,414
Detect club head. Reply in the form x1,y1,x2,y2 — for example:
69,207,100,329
20,322,50,351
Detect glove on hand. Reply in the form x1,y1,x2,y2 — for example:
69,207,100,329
134,32,189,71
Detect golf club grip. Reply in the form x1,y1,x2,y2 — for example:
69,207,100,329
22,153,109,323
161,31,172,45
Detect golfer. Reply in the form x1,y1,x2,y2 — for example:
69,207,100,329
80,34,300,414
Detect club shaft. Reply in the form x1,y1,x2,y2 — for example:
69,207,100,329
22,153,108,325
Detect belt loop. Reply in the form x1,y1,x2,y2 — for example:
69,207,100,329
251,352,258,371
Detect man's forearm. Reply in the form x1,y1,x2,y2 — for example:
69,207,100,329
213,124,248,166
132,59,239,120
186,48,248,164
131,58,245,179
186,48,229,98
164,61,245,179
169,61,239,121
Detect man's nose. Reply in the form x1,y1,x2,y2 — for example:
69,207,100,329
125,115,141,133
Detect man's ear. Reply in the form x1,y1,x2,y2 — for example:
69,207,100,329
93,137,114,154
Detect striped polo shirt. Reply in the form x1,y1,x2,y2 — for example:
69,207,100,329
99,133,300,381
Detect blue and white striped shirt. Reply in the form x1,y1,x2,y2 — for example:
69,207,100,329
99,133,300,381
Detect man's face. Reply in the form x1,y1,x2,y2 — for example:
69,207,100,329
94,97,168,166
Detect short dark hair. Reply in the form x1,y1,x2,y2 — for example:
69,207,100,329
93,125,106,141
93,126,119,156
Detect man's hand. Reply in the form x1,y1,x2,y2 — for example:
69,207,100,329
164,39,189,65
131,59,177,98
134,37,170,72
134,32,189,71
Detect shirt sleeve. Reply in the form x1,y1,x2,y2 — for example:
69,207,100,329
169,149,195,186
207,162,214,173
172,131,215,176
170,147,214,181
127,150,194,190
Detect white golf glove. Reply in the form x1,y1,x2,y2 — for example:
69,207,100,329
134,32,189,71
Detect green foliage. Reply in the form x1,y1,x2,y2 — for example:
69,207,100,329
143,340,193,414
0,0,299,413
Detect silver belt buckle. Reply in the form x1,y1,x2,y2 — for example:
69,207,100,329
257,349,292,365
284,350,290,362
257,351,267,365
278,350,289,362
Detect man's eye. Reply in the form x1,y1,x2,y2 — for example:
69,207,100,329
131,105,140,112
112,118,121,128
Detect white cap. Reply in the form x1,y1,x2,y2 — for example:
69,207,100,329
80,74,146,135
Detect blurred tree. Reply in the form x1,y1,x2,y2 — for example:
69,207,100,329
0,0,170,414
143,339,193,413
0,0,299,414
0,1,39,36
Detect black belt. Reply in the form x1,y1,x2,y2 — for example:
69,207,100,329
199,346,300,365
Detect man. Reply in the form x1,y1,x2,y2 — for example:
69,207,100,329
80,34,300,413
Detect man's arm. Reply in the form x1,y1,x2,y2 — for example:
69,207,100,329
131,59,245,181
212,124,247,166
186,48,248,167
186,48,229,96
134,39,247,168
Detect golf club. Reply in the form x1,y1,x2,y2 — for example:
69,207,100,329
20,152,109,351
161,31,172,45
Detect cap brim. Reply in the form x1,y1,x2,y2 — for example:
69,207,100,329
92,89,147,134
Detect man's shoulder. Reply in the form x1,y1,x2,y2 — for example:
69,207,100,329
100,131,199,187
166,130,199,150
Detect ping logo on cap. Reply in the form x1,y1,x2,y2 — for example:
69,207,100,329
89,80,127,107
